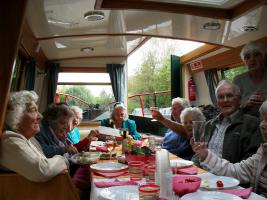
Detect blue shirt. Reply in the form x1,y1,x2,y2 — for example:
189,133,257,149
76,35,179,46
67,127,81,144
162,129,193,160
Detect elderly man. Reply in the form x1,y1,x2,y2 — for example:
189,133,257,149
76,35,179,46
152,97,194,160
159,98,193,159
192,80,262,165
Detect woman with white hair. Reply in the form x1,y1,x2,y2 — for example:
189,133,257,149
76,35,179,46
192,100,267,197
180,107,206,138
0,91,68,182
67,106,83,144
233,41,267,116
101,102,141,140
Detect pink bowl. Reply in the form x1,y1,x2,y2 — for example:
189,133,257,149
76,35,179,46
172,175,201,196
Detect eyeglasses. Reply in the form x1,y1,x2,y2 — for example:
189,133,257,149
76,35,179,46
217,93,237,101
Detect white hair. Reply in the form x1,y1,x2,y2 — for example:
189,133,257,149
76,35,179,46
180,107,205,124
240,41,265,61
112,103,128,120
259,100,267,118
215,80,241,97
172,97,190,108
6,90,39,131
70,106,83,120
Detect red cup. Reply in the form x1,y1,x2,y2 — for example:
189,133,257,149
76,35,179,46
128,161,144,181
139,184,160,200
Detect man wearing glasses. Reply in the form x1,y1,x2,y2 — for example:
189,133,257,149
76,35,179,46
192,80,262,166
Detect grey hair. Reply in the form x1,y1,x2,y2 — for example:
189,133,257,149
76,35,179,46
111,103,128,120
215,80,241,97
70,106,83,120
240,41,265,61
172,97,190,109
180,107,205,124
259,100,267,118
42,103,74,128
6,90,39,131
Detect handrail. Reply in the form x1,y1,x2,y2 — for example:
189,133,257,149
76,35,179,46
128,90,172,117
55,93,92,107
56,90,172,117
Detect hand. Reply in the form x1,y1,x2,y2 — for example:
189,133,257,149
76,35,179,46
246,94,265,106
87,129,99,140
151,110,164,121
64,144,78,154
190,138,208,161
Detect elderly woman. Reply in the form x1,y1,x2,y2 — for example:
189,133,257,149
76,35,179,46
233,41,267,116
67,106,83,144
0,91,67,182
35,103,78,158
101,102,141,140
192,100,267,197
180,107,205,138
66,106,97,151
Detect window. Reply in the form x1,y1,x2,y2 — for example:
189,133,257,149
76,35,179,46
216,65,247,81
57,73,115,122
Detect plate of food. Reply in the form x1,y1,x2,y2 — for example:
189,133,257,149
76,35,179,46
200,176,240,190
181,191,242,200
70,151,100,165
90,162,128,172
170,159,194,169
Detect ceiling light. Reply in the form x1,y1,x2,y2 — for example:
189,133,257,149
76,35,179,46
240,25,258,32
81,47,94,52
203,22,221,30
84,11,105,21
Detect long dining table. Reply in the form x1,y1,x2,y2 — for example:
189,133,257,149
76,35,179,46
89,146,266,200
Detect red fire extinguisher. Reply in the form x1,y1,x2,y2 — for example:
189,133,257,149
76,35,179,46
188,77,196,101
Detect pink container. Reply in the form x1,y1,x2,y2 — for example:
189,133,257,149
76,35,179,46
172,175,201,196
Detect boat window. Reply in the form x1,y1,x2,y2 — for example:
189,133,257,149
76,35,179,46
57,73,115,123
216,65,247,81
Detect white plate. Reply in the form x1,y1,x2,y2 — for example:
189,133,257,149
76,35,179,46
170,160,194,168
90,141,106,147
181,191,243,200
98,186,139,200
200,176,240,190
90,162,128,172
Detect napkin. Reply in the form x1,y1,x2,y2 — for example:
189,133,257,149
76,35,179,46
96,146,109,152
93,171,129,178
177,167,198,175
217,187,252,199
94,180,138,188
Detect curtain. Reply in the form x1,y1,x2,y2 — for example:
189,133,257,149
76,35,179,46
171,55,183,99
24,58,36,90
204,70,217,105
107,64,126,103
46,62,60,105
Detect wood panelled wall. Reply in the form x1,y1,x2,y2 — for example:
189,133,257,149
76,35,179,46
0,1,28,137
187,36,267,74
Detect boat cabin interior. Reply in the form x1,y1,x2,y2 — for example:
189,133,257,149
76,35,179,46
1,0,267,199
1,0,267,135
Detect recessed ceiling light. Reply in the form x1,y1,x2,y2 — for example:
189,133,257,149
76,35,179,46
203,22,221,30
84,11,105,21
81,47,94,52
240,25,258,32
